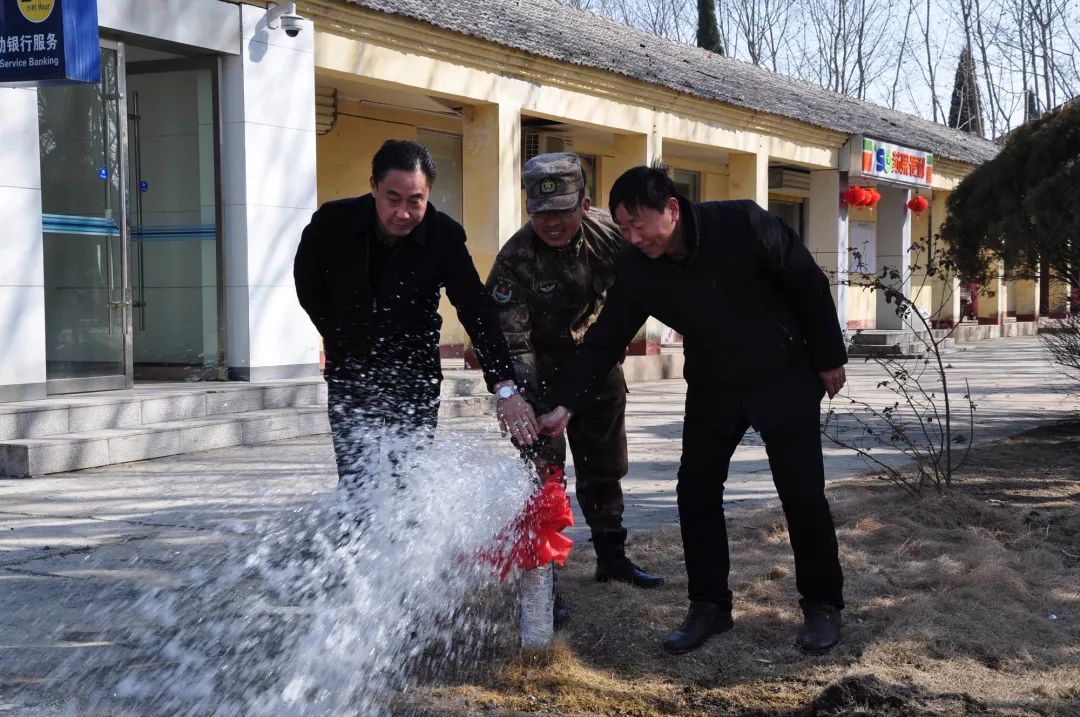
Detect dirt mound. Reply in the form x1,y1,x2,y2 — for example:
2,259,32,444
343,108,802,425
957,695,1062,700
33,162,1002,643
810,674,985,716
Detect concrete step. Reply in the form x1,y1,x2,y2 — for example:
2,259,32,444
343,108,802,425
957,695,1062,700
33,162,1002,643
0,380,327,442
953,321,1038,342
0,376,499,477
440,394,495,418
0,406,332,478
848,337,957,358
849,328,952,345
440,370,489,399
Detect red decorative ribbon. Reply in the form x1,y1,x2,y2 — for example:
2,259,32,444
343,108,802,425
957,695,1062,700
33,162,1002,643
487,464,575,577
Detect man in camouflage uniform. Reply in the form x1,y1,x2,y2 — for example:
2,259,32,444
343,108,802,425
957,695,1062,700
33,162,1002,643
486,153,664,618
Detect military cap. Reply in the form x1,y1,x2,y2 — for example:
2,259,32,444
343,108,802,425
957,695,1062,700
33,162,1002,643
522,152,585,214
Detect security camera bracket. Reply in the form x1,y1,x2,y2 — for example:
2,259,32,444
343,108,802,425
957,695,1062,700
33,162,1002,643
266,2,298,30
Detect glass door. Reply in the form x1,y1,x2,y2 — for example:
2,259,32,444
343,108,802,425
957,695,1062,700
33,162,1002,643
39,43,132,393
126,59,223,381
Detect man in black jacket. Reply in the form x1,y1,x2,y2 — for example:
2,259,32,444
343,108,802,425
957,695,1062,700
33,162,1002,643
537,164,847,655
294,140,536,486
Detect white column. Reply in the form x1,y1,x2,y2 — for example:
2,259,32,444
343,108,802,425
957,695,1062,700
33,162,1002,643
808,170,848,330
0,88,47,401
728,146,769,206
221,5,319,380
462,102,522,275
605,130,662,356
875,185,912,330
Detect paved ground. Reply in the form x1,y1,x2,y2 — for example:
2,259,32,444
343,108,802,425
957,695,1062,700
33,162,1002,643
1,335,1077,710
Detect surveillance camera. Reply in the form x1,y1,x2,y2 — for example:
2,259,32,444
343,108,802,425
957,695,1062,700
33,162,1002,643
266,3,305,37
280,12,303,37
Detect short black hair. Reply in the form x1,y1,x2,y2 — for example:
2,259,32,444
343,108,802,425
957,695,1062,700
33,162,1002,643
608,161,678,217
372,139,437,186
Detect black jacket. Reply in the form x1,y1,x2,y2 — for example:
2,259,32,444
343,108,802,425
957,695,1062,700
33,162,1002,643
293,195,514,390
556,199,847,412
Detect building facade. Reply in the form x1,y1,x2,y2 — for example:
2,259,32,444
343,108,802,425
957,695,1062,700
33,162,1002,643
0,0,1052,403
1,0,321,401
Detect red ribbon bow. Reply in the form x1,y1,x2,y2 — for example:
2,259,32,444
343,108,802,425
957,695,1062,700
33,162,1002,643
488,464,575,577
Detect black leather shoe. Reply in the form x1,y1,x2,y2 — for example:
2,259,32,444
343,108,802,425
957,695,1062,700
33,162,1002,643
553,590,571,631
662,602,734,654
798,602,841,654
595,557,666,589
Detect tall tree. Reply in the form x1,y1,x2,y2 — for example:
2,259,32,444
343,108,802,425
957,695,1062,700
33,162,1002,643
697,0,725,55
1025,88,1040,122
943,100,1080,293
948,45,985,135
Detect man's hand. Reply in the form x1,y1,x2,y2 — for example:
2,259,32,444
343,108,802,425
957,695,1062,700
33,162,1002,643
819,366,847,399
498,392,539,445
538,406,574,436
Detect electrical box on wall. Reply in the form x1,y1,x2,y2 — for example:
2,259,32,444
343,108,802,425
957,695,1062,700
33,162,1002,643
524,132,574,161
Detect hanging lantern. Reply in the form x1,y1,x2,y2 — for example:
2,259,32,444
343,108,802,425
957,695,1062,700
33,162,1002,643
907,195,929,213
842,186,881,207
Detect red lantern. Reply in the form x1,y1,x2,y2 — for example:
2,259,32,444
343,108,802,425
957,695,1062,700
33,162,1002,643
906,195,929,213
843,186,881,207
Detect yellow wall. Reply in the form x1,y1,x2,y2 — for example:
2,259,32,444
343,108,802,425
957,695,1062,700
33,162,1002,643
665,156,731,201
907,194,934,320
307,8,983,347
314,98,473,346
316,98,463,204
317,114,413,204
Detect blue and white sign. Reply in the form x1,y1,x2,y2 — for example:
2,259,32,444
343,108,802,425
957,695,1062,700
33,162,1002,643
139,180,149,193
0,0,100,87
97,166,108,180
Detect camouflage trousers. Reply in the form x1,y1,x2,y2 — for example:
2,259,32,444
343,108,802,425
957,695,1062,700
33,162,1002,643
528,364,628,549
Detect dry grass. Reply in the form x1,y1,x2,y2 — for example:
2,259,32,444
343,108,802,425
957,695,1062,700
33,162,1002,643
421,421,1080,716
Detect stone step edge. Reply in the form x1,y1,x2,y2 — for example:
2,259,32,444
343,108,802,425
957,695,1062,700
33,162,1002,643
0,406,330,478
1,395,497,477
3,394,494,449
0,381,333,442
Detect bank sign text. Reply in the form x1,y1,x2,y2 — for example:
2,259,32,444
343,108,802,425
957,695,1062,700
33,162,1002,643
0,0,99,86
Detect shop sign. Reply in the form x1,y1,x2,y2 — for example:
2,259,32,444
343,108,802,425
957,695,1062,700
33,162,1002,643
0,0,100,87
850,137,933,188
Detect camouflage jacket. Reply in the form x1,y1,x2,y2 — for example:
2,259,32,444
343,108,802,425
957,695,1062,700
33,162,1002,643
485,208,624,402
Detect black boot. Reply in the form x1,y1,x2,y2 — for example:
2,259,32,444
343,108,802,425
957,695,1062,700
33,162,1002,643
594,530,666,589
798,602,841,654
662,602,734,654
595,558,666,588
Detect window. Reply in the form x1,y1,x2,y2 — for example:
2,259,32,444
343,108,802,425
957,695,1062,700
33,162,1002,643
768,199,805,242
417,129,463,224
578,153,598,205
673,169,700,202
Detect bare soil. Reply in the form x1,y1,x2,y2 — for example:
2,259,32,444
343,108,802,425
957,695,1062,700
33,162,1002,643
424,421,1080,716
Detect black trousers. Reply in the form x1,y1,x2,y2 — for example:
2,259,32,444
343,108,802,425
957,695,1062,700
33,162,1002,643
677,361,844,609
324,364,440,489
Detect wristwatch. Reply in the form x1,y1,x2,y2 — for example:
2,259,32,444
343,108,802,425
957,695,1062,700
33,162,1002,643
497,384,518,400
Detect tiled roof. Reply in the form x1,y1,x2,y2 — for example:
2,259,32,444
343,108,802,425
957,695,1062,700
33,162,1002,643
343,0,999,165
